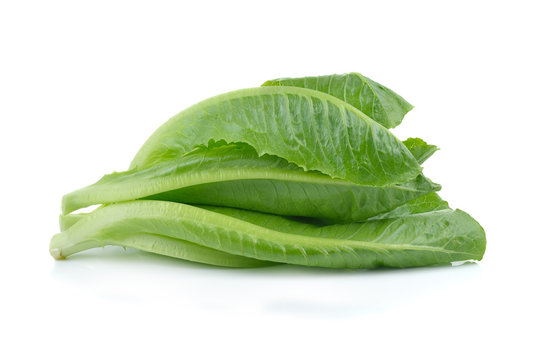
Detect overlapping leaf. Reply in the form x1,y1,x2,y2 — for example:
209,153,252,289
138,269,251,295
63,142,439,221
130,86,421,186
52,201,485,268
263,73,413,128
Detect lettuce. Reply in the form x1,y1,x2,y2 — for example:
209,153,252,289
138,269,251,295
50,73,486,269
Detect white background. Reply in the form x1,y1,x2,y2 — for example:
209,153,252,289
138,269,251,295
1,1,549,359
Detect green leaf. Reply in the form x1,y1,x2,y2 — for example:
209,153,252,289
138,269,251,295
130,86,421,186
402,138,439,165
263,73,413,128
63,143,439,221
50,200,486,269
369,192,450,219
59,213,87,231
57,213,273,268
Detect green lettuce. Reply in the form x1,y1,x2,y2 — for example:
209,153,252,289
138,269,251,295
50,73,486,269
